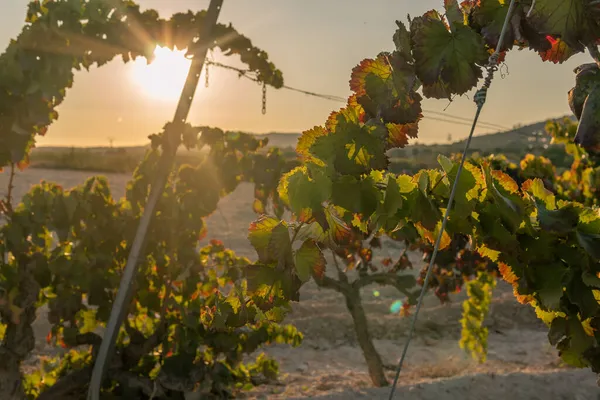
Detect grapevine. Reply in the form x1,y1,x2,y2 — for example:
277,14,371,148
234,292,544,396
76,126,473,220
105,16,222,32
2,0,600,397
248,0,600,386
0,1,292,398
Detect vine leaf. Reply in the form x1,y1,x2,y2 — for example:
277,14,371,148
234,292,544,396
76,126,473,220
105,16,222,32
268,222,294,270
294,240,326,282
527,0,600,54
248,215,280,262
411,10,488,99
349,52,422,146
331,175,381,216
568,63,600,120
444,0,464,27
278,166,331,219
533,263,567,310
574,86,600,154
393,20,412,59
539,36,577,64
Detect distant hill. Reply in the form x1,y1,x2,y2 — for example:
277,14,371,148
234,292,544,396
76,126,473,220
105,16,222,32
33,116,574,155
453,115,576,151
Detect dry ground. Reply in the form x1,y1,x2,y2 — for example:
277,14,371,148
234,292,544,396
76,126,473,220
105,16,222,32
1,168,599,399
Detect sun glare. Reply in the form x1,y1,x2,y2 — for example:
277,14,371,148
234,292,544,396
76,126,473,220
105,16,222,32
132,46,192,101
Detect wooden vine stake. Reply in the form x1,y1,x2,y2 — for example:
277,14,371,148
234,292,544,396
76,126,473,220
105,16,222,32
87,1,224,398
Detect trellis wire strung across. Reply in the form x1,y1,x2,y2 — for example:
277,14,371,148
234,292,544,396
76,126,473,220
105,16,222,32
204,59,510,131
387,0,519,398
87,0,224,399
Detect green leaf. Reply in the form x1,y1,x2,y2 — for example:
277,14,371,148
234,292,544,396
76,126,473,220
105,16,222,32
444,0,464,28
567,274,600,320
482,164,524,233
268,222,294,270
393,20,413,60
410,9,488,99
382,175,403,216
532,262,567,310
294,240,326,282
576,230,600,260
569,63,600,120
279,166,331,216
331,175,381,216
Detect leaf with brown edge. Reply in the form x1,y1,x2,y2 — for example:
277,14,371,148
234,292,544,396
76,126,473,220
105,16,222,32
295,205,352,248
248,215,280,262
491,170,519,194
350,52,422,125
296,126,327,165
350,57,390,96
497,263,518,286
415,221,451,251
294,240,326,282
411,9,488,99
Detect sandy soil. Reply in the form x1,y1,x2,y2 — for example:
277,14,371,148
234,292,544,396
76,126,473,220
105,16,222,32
2,168,600,399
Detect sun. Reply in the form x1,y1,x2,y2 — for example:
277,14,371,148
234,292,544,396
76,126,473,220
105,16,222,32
131,46,192,101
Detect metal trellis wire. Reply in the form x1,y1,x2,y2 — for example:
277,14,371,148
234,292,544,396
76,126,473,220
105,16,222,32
387,1,519,398
87,0,224,399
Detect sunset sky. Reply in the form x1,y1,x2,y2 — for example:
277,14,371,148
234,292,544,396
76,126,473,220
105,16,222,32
0,0,592,147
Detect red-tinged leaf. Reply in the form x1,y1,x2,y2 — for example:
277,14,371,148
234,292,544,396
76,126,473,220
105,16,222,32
46,331,52,344
387,122,418,148
350,57,391,96
296,126,328,164
527,0,598,54
346,94,367,123
411,9,488,99
294,240,326,282
382,257,393,267
539,36,577,64
353,53,422,125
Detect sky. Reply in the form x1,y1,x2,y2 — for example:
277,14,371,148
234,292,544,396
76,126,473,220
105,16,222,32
0,0,592,147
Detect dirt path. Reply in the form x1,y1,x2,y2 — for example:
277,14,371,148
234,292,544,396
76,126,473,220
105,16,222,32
2,168,600,399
